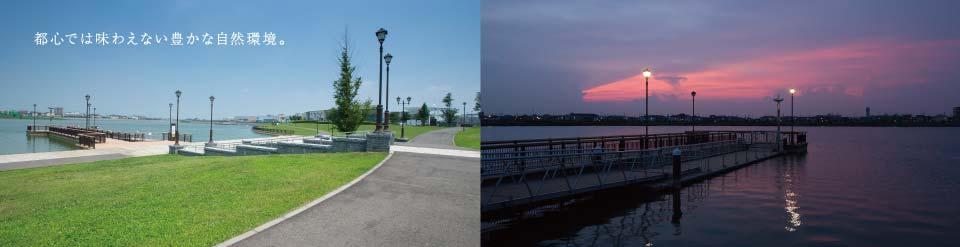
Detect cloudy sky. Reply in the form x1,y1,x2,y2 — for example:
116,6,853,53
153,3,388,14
483,0,960,117
1,0,479,119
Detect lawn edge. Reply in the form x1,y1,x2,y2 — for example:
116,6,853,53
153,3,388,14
214,151,395,247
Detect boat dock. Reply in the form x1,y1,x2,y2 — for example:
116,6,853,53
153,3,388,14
480,130,807,212
27,125,155,149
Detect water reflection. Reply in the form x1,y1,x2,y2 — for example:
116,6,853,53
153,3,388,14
777,155,805,232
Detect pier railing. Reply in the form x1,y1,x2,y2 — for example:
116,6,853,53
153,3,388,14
480,130,808,211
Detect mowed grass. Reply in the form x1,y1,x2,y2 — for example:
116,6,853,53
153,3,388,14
0,152,387,246
454,127,481,149
257,122,443,140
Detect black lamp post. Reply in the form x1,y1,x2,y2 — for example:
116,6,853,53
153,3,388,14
85,94,90,129
691,91,696,132
642,68,652,136
209,96,215,145
397,96,411,138
789,89,796,133
375,28,388,132
175,90,182,145
462,101,467,131
32,104,37,128
384,53,393,131
774,95,784,152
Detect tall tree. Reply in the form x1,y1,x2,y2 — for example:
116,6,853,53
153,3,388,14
330,32,371,132
473,92,481,113
442,93,459,126
417,103,430,126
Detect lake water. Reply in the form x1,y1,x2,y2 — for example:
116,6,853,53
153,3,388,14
482,126,960,246
0,118,268,155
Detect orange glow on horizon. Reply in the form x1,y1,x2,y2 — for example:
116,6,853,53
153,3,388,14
582,39,960,102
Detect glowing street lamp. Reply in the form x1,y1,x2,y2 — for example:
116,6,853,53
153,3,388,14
384,53,393,131
375,28,388,132
789,88,796,133
642,68,652,136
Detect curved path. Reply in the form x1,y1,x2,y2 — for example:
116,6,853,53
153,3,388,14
397,127,469,150
229,128,480,246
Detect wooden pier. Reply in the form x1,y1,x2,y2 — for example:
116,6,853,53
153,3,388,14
480,130,807,212
26,125,150,149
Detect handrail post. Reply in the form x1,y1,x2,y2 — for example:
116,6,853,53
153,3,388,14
672,148,682,189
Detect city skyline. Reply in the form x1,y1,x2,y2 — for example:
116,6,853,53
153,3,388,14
483,0,960,116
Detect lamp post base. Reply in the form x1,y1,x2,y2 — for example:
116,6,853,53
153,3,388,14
375,105,383,132
383,110,391,131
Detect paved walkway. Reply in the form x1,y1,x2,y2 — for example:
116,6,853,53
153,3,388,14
0,139,175,171
397,127,471,150
230,128,480,247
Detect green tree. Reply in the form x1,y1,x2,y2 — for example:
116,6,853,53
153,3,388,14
473,92,481,113
330,33,371,132
417,103,430,126
442,93,459,126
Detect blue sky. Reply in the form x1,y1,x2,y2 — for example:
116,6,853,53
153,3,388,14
1,0,479,119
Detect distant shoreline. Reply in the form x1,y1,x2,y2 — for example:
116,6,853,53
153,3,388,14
481,121,960,127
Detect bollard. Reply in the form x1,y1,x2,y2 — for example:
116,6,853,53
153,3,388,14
672,148,682,189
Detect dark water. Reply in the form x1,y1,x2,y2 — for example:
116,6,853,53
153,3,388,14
482,126,960,246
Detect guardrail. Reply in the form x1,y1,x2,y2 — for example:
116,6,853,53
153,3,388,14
480,130,807,211
252,126,295,135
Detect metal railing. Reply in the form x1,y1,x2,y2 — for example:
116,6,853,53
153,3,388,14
480,130,806,211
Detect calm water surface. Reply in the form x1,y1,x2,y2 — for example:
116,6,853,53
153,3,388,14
482,126,960,246
0,118,268,155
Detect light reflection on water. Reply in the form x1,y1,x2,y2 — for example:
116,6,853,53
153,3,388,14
481,126,960,246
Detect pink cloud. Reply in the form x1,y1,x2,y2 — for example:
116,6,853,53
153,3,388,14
582,39,960,102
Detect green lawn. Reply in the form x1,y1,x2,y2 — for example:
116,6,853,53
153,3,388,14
256,122,442,140
454,127,481,149
0,152,387,246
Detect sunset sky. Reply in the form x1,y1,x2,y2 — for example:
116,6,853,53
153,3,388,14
482,0,960,116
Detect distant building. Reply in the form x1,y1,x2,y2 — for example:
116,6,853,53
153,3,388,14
953,106,960,121
234,116,257,122
866,107,871,117
49,107,64,117
305,110,327,121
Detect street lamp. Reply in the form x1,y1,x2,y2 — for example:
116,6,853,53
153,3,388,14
462,101,467,131
375,28,388,132
85,94,90,129
397,96,412,138
691,91,697,132
384,53,393,131
209,96,215,145
642,68,652,136
32,104,37,128
789,89,796,133
774,95,784,152
175,90,182,146
93,107,97,129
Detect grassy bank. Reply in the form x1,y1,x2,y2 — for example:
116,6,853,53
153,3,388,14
256,122,442,140
0,152,387,246
454,127,481,149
